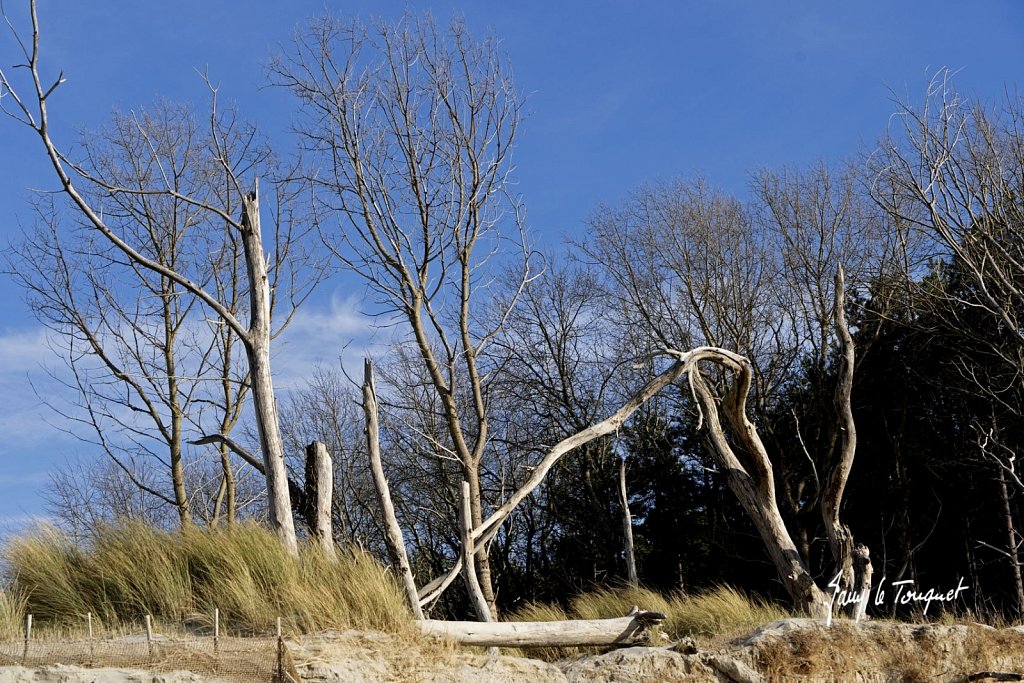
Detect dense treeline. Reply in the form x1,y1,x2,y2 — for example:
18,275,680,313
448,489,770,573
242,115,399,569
4,6,1023,623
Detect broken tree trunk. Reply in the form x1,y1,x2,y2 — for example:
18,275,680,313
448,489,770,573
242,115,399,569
304,441,335,560
851,544,873,621
362,359,424,620
417,611,665,647
241,182,298,557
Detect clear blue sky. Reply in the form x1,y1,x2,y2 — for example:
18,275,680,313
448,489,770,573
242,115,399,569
1,1,1023,533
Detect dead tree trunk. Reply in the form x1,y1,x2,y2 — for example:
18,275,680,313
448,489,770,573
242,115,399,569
821,266,870,618
684,348,831,618
241,184,298,557
304,441,335,559
850,544,872,621
460,480,494,623
997,465,1024,616
618,456,638,587
362,360,424,619
417,611,665,647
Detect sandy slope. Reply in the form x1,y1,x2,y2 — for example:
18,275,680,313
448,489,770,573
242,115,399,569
1,620,1023,682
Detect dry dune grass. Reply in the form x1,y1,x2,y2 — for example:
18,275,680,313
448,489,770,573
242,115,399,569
752,620,1024,681
509,584,791,660
1,522,410,637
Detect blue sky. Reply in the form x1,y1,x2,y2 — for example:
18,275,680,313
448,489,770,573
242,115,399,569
1,1,1023,534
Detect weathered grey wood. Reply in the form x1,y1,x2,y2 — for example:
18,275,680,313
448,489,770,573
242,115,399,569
305,441,335,560
241,182,298,556
619,457,638,587
363,359,424,620
460,480,494,622
417,611,665,647
822,266,868,619
682,346,830,618
851,544,872,621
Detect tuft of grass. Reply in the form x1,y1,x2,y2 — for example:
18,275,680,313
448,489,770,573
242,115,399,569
0,588,27,639
666,585,790,639
507,583,790,660
509,601,570,623
570,586,673,623
3,522,410,636
754,621,1024,680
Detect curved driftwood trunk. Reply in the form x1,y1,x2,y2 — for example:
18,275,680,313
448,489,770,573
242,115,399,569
683,347,830,618
821,267,871,619
417,611,665,647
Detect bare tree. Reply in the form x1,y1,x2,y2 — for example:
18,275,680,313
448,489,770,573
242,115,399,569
975,419,1024,617
582,170,892,616
7,101,274,529
752,163,891,615
871,71,1024,377
0,1,322,554
271,11,530,612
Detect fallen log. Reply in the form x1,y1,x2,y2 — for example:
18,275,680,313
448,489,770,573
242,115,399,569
416,611,666,648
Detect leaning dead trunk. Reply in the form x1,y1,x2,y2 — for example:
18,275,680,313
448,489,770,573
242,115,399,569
240,184,298,557
362,359,424,619
684,348,830,618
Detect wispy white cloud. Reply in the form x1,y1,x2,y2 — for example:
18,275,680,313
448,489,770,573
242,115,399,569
271,293,394,390
0,326,78,454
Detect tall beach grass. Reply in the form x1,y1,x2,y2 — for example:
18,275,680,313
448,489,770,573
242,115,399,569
513,584,791,641
2,522,410,636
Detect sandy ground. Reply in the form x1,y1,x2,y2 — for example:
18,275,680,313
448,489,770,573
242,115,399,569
1,620,1023,682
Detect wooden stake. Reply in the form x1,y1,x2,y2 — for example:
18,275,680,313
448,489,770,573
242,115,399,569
21,614,31,665
276,616,284,683
145,614,153,662
87,612,94,666
213,607,221,669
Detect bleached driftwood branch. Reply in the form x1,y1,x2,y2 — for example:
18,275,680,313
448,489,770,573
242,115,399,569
417,610,665,647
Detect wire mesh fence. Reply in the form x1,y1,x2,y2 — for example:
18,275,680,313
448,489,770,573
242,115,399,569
0,615,299,683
